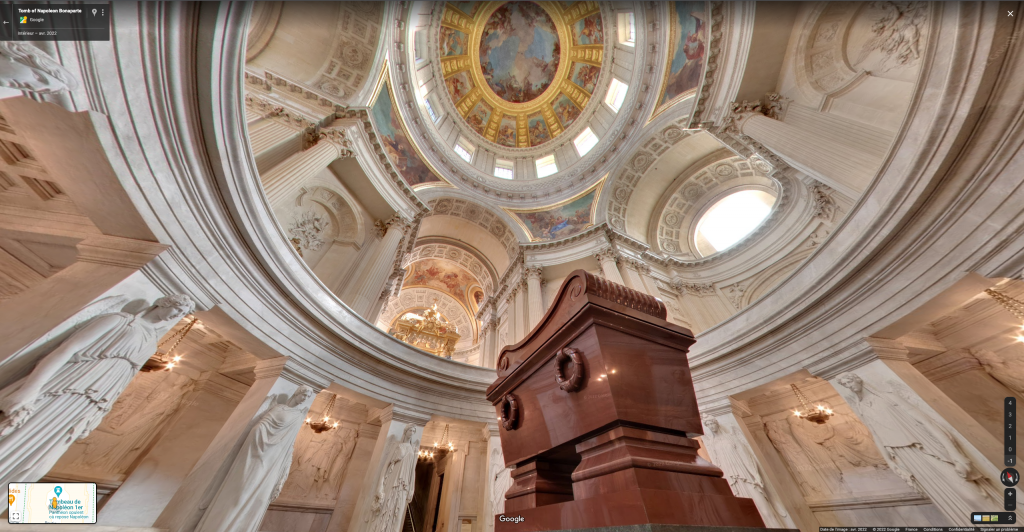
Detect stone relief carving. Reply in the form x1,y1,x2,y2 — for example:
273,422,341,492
861,2,927,71
288,211,331,257
723,283,746,310
365,424,420,532
968,349,1024,395
311,4,383,103
0,42,78,95
672,281,716,297
811,182,839,222
835,373,1006,524
63,371,195,477
279,424,359,503
195,385,317,532
489,447,514,519
765,411,889,500
701,414,791,528
0,294,196,507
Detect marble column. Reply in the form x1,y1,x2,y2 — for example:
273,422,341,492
595,248,625,285
484,317,499,369
482,424,511,532
347,217,408,319
513,282,527,342
734,107,892,198
249,120,301,174
525,266,544,331
153,358,324,532
502,293,517,348
97,373,248,527
820,339,1011,525
346,406,429,532
620,260,652,295
326,420,383,531
260,139,341,206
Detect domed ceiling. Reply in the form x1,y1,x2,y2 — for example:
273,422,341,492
439,1,606,147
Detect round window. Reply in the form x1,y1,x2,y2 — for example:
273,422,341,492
693,189,776,257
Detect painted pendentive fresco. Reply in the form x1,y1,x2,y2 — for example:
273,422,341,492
479,2,561,103
656,1,707,114
440,26,468,56
370,82,442,187
552,93,582,128
570,62,600,94
507,183,603,241
445,71,474,104
527,112,551,146
403,258,478,311
497,115,517,147
466,100,493,134
572,13,604,45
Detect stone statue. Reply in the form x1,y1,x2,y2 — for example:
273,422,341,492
0,294,195,512
365,424,419,532
836,373,1006,524
763,419,829,499
489,447,514,519
701,413,791,528
970,348,1024,395
195,385,316,532
0,42,78,94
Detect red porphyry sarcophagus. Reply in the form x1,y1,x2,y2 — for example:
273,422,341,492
486,270,766,531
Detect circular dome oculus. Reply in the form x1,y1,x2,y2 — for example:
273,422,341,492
694,190,777,257
437,2,606,148
479,2,560,104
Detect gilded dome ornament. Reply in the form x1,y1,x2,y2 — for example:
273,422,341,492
438,1,606,148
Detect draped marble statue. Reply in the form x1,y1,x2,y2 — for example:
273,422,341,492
195,385,316,532
835,373,1006,524
489,447,514,520
0,294,195,512
701,413,791,528
0,42,78,95
365,424,419,532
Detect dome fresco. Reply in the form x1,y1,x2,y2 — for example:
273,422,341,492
439,1,605,147
479,2,560,103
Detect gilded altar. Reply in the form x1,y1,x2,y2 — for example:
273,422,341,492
388,304,460,359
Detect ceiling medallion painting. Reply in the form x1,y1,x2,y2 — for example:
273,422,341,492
652,1,709,119
504,177,605,241
440,1,605,148
479,2,560,103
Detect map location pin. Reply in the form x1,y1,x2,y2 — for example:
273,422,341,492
54,486,62,497
8,494,14,505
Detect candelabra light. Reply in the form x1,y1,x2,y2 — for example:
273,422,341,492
305,393,340,434
142,315,198,372
791,384,833,424
985,289,1024,343
433,424,456,453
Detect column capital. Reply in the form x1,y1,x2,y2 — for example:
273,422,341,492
594,247,620,265
375,213,411,237
320,127,354,157
525,265,544,281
